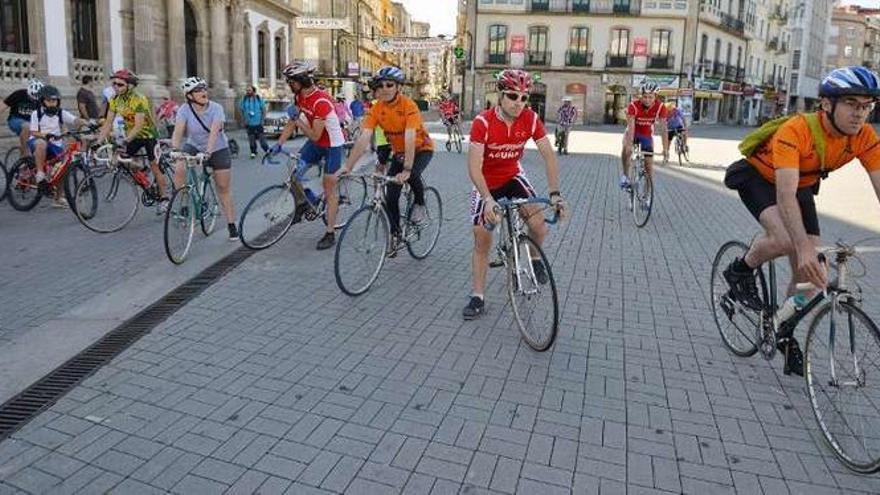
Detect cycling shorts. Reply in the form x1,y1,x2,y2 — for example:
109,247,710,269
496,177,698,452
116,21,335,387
667,127,685,142
182,144,232,171
300,140,343,175
633,135,654,153
8,117,28,135
27,137,63,159
470,173,536,226
728,159,820,236
126,138,159,163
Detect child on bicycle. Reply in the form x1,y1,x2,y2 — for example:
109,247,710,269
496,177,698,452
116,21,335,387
665,100,687,154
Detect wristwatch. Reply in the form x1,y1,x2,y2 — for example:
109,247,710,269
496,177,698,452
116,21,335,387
549,190,562,198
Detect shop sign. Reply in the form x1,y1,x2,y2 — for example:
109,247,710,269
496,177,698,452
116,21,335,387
695,77,722,91
632,74,679,88
511,35,526,54
296,17,350,30
633,38,648,57
376,36,454,53
347,62,359,77
566,83,587,94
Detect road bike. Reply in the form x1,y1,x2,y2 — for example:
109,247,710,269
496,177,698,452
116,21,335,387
334,170,442,296
444,116,463,154
624,142,653,228
163,152,220,264
672,129,689,166
238,150,367,250
710,237,880,473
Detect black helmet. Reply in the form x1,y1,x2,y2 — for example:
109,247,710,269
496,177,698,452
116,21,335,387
39,85,61,102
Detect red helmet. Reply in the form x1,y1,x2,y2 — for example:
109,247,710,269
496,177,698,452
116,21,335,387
496,69,532,93
111,69,138,85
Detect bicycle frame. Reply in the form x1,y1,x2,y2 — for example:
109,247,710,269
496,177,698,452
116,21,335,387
493,198,559,294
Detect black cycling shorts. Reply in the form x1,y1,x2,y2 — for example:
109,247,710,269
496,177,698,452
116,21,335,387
729,159,820,236
126,138,158,162
469,174,536,226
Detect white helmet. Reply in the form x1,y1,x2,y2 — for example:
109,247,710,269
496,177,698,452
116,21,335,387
282,61,316,80
181,76,208,94
639,81,660,95
561,96,572,102
27,79,44,99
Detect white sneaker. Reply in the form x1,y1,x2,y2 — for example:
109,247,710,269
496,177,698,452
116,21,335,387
35,171,46,183
52,197,69,209
157,199,169,216
410,204,427,224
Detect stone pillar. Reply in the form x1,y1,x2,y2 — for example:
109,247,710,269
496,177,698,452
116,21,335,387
229,0,246,91
209,0,229,90
133,0,158,94
166,0,186,92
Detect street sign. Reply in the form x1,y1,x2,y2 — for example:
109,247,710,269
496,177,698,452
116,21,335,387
296,17,350,30
633,38,648,57
376,36,454,53
454,47,465,59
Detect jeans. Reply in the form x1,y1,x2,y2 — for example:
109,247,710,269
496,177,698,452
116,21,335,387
385,151,432,235
246,125,269,154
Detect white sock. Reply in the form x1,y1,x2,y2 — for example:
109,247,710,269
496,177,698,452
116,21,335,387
472,293,484,301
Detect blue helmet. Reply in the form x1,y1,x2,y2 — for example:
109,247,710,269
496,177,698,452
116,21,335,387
373,66,405,84
819,66,880,98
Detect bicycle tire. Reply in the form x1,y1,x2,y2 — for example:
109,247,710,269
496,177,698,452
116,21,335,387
405,186,443,260
63,159,88,211
506,234,558,351
709,240,765,357
200,177,220,236
453,125,463,154
74,168,140,233
805,300,880,473
322,174,368,230
239,184,297,250
0,159,8,203
334,205,390,296
164,186,196,264
631,163,653,228
4,146,20,171
7,157,42,211
676,137,684,167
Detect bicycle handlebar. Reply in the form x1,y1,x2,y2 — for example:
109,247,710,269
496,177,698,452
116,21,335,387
168,151,208,164
262,149,297,166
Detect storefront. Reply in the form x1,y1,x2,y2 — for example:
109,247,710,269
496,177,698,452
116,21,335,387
563,83,587,125
740,86,764,126
693,77,722,124
604,84,629,124
720,82,743,124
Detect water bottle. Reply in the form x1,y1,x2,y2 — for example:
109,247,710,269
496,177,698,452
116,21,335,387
132,169,150,188
776,292,809,323
304,187,317,204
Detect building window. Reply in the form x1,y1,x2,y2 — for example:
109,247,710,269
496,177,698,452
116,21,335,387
304,35,319,61
257,31,267,78
528,26,548,64
847,26,856,39
844,45,853,57
274,35,284,79
610,28,629,56
0,0,29,53
303,0,319,14
568,26,589,66
699,34,707,61
650,29,670,56
488,24,507,63
71,0,98,60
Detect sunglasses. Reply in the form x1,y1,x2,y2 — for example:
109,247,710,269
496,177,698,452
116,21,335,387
112,82,127,88
376,82,397,89
503,92,529,103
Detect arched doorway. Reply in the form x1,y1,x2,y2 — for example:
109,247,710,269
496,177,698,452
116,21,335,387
185,2,198,76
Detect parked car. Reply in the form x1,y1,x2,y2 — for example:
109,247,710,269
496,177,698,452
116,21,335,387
263,99,293,138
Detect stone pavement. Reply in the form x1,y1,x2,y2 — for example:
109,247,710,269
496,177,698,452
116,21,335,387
2,130,880,494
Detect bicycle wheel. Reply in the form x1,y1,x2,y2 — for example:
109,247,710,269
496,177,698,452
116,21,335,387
200,177,220,236
74,168,140,233
7,157,42,211
239,184,297,250
334,205,390,296
405,186,443,259
0,159,8,203
63,159,88,210
453,126,463,154
631,162,653,228
164,186,196,264
805,300,880,473
676,137,685,167
323,174,367,230
506,234,558,351
709,240,765,357
5,146,20,171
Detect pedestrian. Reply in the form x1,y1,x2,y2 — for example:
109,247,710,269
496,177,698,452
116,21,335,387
76,76,100,119
155,96,179,138
350,96,364,126
239,85,270,158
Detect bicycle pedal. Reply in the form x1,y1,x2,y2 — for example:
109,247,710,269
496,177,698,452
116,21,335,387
489,259,504,268
719,293,735,320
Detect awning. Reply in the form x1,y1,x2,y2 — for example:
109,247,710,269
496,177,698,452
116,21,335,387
695,91,722,99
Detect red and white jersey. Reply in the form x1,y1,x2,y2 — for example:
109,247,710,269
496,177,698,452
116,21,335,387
627,99,668,137
438,100,459,118
470,107,547,190
295,88,345,147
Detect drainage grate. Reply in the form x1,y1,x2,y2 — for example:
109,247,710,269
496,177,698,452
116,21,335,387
0,246,257,441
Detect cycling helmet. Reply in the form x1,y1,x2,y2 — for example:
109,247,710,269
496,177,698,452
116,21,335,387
27,79,45,99
496,69,532,93
38,85,61,102
819,66,880,98
111,68,138,85
639,81,660,95
373,66,405,84
561,96,572,103
283,61,316,82
181,76,208,94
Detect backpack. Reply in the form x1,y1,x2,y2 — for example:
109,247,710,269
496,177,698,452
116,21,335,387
738,112,827,173
35,106,65,134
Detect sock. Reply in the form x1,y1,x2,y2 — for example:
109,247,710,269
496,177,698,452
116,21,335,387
472,293,484,301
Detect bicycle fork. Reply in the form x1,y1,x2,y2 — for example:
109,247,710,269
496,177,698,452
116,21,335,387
827,294,865,388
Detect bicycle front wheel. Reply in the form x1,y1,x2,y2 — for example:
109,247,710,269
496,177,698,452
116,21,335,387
709,240,764,357
164,186,196,264
239,184,297,250
334,205,390,296
507,235,558,351
405,186,442,259
805,300,880,473
324,174,368,230
631,164,653,228
453,125,463,153
200,177,220,236
74,168,140,233
0,159,8,203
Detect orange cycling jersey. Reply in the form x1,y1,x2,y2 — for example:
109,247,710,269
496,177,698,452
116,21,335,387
363,95,433,154
746,113,880,188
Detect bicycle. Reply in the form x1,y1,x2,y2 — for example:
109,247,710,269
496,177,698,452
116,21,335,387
6,130,97,212
555,126,570,155
0,157,8,203
73,142,174,233
443,116,463,154
671,129,689,166
710,237,880,473
334,170,443,296
624,142,653,228
238,150,367,250
163,151,221,264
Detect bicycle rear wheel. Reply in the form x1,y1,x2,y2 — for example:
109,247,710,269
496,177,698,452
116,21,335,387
239,184,297,250
334,205,390,296
710,240,765,357
0,159,8,203
805,300,880,473
7,157,42,211
631,162,653,228
323,174,368,230
164,186,196,264
507,234,558,351
200,177,220,236
74,168,140,233
405,186,443,259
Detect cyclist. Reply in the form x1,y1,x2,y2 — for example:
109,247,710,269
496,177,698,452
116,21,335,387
98,69,169,213
556,96,577,155
620,81,668,190
1,79,44,156
170,76,238,241
438,94,461,143
273,61,346,250
722,66,880,375
156,96,179,138
28,85,91,208
339,66,434,249
666,100,688,157
462,69,567,320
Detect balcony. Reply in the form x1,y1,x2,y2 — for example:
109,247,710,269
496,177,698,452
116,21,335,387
767,37,778,50
565,50,593,67
720,13,745,35
606,53,633,68
499,0,639,14
485,50,508,65
530,0,549,12
612,1,636,14
0,53,37,82
647,54,674,70
736,68,745,81
526,50,551,67
724,65,737,80
778,42,788,54
572,0,590,13
712,62,726,78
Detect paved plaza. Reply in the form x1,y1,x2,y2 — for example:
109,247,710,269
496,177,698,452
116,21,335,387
1,125,880,494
